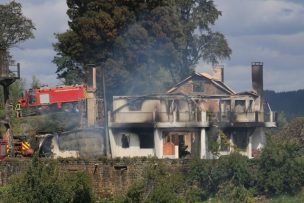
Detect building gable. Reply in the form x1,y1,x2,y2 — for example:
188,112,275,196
167,73,235,96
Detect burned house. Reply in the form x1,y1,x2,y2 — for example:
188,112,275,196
108,62,276,159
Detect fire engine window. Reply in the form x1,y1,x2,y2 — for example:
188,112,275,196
193,81,204,92
121,134,130,148
29,92,36,104
40,94,50,104
128,99,143,111
139,132,154,148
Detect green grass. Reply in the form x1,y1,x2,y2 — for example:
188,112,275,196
260,189,304,203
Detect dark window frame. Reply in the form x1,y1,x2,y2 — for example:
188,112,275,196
121,134,130,148
193,81,204,92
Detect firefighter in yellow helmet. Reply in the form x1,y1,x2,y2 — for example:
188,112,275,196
15,103,21,118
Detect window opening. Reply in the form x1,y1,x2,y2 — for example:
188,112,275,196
139,133,154,148
235,100,246,112
128,99,143,111
193,81,204,92
121,134,130,148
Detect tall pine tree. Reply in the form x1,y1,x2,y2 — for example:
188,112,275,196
53,0,231,97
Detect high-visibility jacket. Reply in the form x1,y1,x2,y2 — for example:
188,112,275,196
15,103,21,111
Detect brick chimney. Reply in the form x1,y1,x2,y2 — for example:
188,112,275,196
251,62,264,112
212,64,224,82
251,62,263,96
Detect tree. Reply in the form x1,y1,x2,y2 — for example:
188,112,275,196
53,0,231,98
0,1,35,69
31,75,41,88
257,135,304,195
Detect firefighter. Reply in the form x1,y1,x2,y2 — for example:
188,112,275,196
15,103,21,118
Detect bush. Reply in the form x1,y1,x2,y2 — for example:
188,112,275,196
216,181,254,203
2,156,95,203
121,161,186,203
186,153,255,201
258,136,304,195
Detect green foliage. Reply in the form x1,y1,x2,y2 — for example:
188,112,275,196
257,136,304,195
31,75,41,88
2,156,95,203
53,0,231,97
208,129,233,157
216,182,254,203
187,153,254,201
0,1,35,49
120,161,186,203
277,117,304,148
9,79,25,103
123,182,145,203
263,189,304,203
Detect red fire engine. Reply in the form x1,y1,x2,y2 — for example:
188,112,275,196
17,85,86,115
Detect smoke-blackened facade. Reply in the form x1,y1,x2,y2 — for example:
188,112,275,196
108,63,276,159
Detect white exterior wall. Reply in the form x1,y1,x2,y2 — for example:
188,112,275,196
251,127,266,151
51,138,79,159
200,129,208,159
109,132,154,158
109,129,117,157
248,135,252,158
154,129,163,158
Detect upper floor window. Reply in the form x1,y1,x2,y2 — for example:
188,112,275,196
128,99,143,111
235,100,246,112
193,81,204,92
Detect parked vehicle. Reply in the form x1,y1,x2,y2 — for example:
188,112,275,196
16,85,86,116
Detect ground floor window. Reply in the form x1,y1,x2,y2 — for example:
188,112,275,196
139,132,154,148
121,134,130,148
233,133,248,150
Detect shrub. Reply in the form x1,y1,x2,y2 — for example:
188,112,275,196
216,181,254,203
121,161,186,203
258,136,304,195
3,156,95,203
186,153,255,201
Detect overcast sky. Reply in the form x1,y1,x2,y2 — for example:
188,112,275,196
2,0,304,92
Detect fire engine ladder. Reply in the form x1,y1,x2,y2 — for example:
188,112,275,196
79,99,87,128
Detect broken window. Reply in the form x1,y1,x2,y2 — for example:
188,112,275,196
233,134,248,150
28,90,36,104
166,99,177,113
121,134,130,148
128,99,143,111
193,81,204,92
247,100,253,112
235,100,246,112
139,132,154,148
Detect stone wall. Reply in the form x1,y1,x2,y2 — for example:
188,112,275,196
0,158,181,199
58,159,149,198
0,159,30,185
